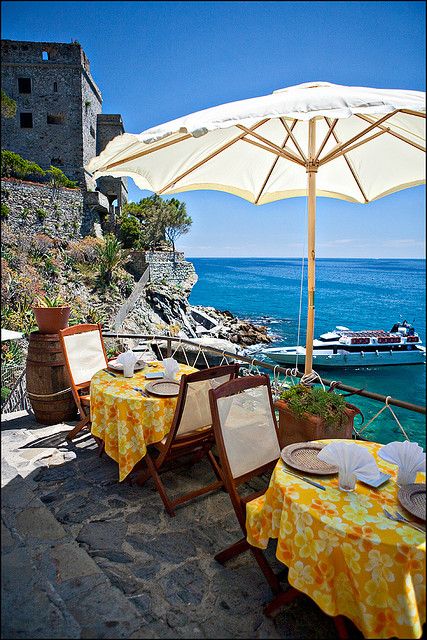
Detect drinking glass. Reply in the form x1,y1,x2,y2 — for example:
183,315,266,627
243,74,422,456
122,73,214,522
338,470,357,492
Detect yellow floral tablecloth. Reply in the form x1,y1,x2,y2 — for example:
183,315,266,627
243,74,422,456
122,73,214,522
90,362,196,481
246,439,426,639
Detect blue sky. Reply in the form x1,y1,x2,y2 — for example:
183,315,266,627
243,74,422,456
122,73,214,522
2,1,425,258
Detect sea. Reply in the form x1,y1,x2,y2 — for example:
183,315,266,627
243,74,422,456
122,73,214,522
189,258,426,448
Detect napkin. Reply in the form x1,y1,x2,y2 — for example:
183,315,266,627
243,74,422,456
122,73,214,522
163,357,180,379
317,441,379,484
378,441,425,485
117,350,139,377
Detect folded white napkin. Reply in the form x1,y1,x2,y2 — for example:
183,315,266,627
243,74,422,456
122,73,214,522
317,441,379,481
378,441,425,485
163,357,180,379
117,350,139,377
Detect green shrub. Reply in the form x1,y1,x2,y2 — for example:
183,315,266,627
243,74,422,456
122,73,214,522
1,202,9,220
96,234,129,285
36,208,48,222
279,384,348,431
1,90,17,119
117,214,142,248
47,165,78,189
21,207,30,222
1,149,45,180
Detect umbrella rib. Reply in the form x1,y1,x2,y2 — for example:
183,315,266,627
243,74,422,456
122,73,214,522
241,137,304,164
236,125,305,166
355,114,426,152
103,134,193,171
157,119,270,194
399,108,426,118
324,117,368,204
319,110,398,164
279,117,307,162
254,120,298,205
319,128,388,166
314,119,338,162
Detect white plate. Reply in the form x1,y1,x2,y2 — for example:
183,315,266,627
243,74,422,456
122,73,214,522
355,471,391,488
108,359,146,372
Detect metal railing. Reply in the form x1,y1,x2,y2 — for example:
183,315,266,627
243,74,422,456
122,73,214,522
103,332,426,415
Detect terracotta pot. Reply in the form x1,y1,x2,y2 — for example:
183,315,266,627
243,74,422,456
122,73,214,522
33,306,71,334
274,399,362,447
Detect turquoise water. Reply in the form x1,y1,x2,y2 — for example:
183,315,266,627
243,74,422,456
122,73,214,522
189,258,426,448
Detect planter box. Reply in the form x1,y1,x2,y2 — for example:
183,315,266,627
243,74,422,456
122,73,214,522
274,399,361,447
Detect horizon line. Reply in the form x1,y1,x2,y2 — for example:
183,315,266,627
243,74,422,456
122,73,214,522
186,256,426,260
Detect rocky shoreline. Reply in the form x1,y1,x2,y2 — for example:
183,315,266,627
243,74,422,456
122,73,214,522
121,282,272,352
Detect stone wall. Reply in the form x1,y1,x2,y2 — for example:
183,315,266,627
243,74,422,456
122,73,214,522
1,177,84,239
144,251,197,292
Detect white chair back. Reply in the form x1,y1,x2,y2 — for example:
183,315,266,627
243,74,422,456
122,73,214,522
178,374,232,436
63,329,107,386
216,384,280,478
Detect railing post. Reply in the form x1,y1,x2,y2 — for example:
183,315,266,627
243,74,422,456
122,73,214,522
166,337,172,358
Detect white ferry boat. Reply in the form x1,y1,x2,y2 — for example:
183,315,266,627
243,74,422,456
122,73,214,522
263,321,426,369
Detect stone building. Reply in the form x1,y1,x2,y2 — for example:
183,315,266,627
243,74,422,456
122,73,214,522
1,39,127,218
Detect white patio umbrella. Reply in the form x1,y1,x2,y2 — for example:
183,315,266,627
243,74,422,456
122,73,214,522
87,81,426,376
1,329,24,342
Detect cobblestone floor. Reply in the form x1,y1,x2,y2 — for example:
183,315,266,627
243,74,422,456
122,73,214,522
1,411,363,639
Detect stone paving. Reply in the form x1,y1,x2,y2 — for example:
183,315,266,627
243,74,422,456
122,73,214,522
1,411,363,639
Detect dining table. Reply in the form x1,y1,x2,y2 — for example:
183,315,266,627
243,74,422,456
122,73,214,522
90,361,197,481
245,439,426,639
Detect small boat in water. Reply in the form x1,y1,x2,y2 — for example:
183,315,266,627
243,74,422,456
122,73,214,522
263,320,426,368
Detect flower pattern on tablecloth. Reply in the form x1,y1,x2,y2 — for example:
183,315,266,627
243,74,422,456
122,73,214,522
90,363,196,481
246,440,426,639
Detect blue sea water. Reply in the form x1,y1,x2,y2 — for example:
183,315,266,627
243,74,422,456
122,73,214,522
189,258,426,448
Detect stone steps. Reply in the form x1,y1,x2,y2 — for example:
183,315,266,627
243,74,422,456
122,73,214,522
1,461,148,638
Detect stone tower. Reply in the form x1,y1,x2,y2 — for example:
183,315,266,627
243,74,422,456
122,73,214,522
1,39,127,211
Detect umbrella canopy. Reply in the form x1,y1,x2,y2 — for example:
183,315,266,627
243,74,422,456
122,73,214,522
87,81,426,375
1,329,24,342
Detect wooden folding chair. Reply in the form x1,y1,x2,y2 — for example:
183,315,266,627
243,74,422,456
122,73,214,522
135,364,240,516
209,374,351,638
59,323,108,442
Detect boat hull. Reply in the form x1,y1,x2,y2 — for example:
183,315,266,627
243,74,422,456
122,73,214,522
264,347,426,368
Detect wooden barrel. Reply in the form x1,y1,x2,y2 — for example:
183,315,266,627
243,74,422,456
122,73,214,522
26,332,78,425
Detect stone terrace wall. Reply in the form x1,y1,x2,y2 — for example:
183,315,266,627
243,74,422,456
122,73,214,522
1,177,84,239
145,251,198,292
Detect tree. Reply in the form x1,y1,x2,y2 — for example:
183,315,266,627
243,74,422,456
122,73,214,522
117,213,142,248
121,195,192,252
1,90,16,119
164,198,192,255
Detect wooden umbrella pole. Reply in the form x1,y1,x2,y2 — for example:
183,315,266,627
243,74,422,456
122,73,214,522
304,119,318,376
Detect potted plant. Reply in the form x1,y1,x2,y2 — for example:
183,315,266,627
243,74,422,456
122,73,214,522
274,384,362,447
33,294,71,334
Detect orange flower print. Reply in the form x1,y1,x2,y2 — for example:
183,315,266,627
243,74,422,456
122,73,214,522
395,545,425,573
373,609,397,638
311,498,338,519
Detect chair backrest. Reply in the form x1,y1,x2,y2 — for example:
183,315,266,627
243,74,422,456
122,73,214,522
209,375,281,484
59,323,108,388
167,364,240,441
